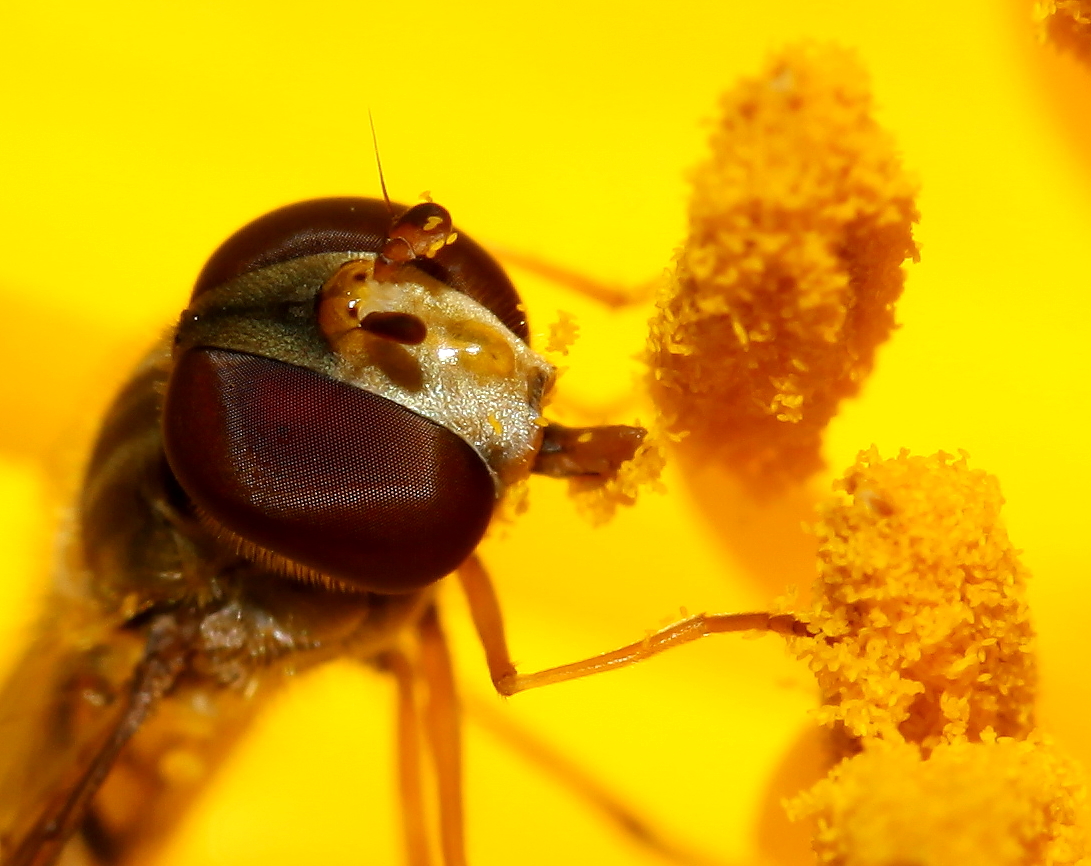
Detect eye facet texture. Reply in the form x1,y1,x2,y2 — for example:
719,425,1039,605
164,348,495,593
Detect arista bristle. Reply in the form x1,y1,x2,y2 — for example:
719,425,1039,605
192,506,362,593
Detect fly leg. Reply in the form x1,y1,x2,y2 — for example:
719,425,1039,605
498,610,808,695
457,555,754,866
456,553,809,696
495,249,656,309
416,605,465,866
454,556,516,694
378,606,465,866
381,650,432,866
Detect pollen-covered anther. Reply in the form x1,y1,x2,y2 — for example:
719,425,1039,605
1039,0,1091,65
648,44,920,492
786,448,1037,754
787,737,1090,866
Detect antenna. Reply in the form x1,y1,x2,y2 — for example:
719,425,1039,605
368,110,393,216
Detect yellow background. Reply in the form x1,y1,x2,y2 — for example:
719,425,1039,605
1,1,1090,864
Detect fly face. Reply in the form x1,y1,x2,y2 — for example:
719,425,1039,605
163,197,555,595
0,196,646,866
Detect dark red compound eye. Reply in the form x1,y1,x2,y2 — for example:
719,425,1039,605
192,197,529,341
162,348,495,593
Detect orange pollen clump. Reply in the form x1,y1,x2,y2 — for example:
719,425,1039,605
788,448,1036,753
780,449,1089,865
648,44,920,491
1039,0,1091,66
787,735,1090,866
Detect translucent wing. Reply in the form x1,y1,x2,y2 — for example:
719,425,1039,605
0,599,184,866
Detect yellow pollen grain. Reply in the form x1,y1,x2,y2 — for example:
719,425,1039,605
546,310,579,355
120,592,141,620
158,748,207,786
486,414,504,436
81,688,107,708
567,431,666,526
423,215,443,231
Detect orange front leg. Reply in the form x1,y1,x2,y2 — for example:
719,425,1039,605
457,554,808,697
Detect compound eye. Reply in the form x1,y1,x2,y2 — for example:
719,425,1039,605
163,349,495,593
190,196,530,342
191,198,395,299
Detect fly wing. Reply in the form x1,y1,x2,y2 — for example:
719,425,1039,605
0,598,174,866
0,344,191,866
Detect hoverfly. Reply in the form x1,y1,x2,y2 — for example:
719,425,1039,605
0,195,649,866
